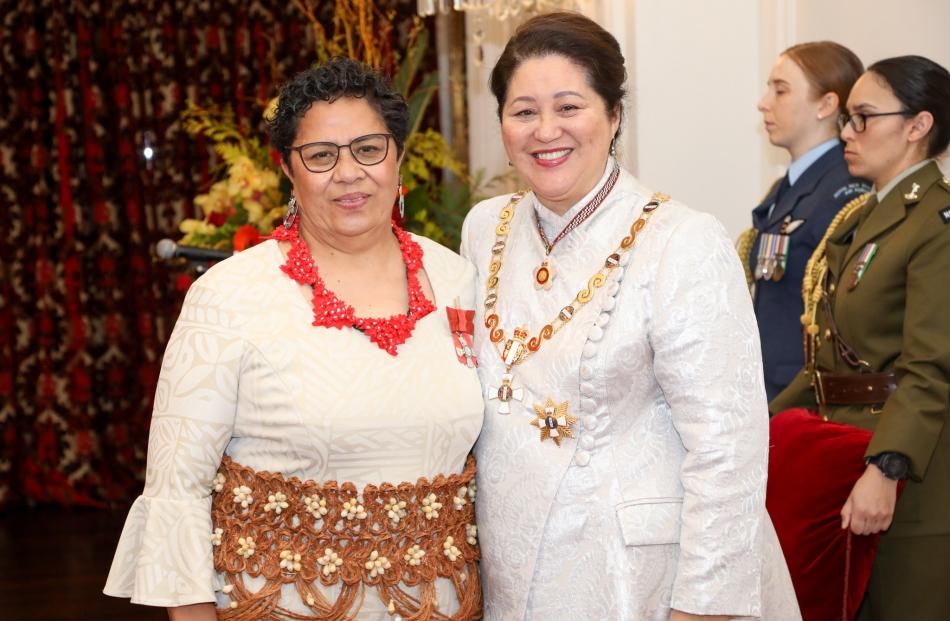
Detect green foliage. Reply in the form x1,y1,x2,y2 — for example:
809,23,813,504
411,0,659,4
402,129,466,189
403,170,513,252
183,205,249,250
180,102,272,171
393,27,428,99
404,181,473,251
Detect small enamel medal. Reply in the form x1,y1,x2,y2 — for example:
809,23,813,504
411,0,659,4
447,300,478,368
488,328,529,415
531,164,621,289
489,373,523,415
534,258,555,289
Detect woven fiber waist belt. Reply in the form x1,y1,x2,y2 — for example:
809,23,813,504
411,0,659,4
210,455,481,621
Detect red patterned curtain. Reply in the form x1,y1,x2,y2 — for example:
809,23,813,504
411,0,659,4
0,0,419,507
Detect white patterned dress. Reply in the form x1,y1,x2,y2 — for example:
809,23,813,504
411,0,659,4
461,160,801,621
104,235,484,619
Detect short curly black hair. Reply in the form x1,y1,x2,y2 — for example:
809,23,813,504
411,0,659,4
267,57,409,168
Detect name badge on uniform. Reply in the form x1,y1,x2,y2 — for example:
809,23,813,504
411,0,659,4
848,243,879,291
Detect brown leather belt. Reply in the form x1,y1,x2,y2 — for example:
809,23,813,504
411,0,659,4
813,370,897,405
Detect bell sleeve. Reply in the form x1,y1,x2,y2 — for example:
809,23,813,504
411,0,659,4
650,211,770,616
103,281,243,607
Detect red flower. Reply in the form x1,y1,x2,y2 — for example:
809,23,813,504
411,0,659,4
232,224,261,251
207,210,229,227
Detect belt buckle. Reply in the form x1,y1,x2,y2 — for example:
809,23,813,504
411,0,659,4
812,370,827,406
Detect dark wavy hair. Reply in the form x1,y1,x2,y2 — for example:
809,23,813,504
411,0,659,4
868,55,950,158
490,12,626,139
267,57,410,167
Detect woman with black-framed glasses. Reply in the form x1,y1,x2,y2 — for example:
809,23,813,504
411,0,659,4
104,58,485,621
771,55,950,621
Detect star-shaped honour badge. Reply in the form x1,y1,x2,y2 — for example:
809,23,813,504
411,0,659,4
531,398,577,447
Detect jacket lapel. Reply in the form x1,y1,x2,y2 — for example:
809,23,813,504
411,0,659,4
767,144,843,227
751,178,781,229
824,205,862,280
844,162,942,266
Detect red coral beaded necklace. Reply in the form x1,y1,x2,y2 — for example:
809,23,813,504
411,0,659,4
271,220,435,356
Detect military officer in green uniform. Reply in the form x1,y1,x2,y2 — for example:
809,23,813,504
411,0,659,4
771,55,950,620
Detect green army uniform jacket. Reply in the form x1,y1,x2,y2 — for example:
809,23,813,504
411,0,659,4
771,161,950,538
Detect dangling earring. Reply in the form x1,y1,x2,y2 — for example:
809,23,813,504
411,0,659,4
283,193,298,229
397,178,405,220
609,140,617,157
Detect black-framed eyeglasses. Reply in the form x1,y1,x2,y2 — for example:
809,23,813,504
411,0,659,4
837,110,913,133
289,133,392,173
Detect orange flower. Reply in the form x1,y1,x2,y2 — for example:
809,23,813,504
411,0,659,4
232,224,261,251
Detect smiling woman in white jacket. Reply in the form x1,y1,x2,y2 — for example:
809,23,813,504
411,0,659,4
461,12,800,621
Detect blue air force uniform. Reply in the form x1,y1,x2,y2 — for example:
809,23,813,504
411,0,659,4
746,140,870,401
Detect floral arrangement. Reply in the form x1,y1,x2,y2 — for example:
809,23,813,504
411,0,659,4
176,0,472,253
178,102,288,251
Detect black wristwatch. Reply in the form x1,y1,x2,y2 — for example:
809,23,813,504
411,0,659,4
866,452,910,481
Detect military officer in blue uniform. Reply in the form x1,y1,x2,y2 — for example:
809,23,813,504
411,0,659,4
740,41,870,400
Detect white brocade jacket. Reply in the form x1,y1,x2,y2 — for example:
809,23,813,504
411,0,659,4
460,165,801,621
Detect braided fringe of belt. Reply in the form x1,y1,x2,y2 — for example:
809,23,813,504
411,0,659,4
210,455,481,621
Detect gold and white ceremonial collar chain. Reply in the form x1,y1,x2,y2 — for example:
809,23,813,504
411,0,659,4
531,162,621,289
484,188,670,446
